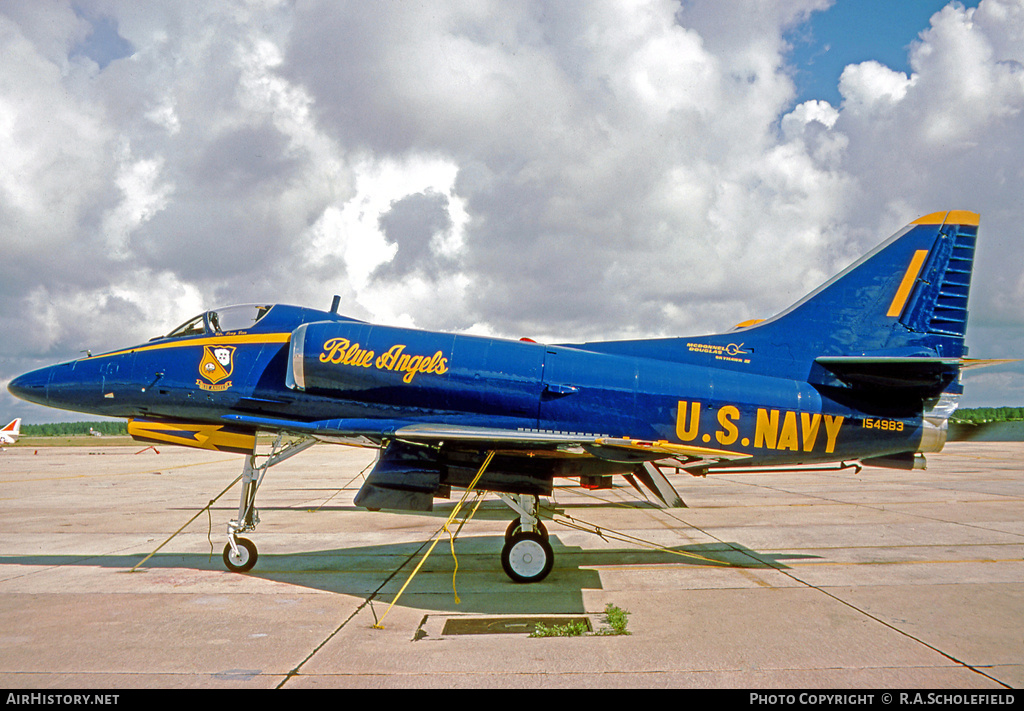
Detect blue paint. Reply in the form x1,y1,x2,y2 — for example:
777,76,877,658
9,212,979,498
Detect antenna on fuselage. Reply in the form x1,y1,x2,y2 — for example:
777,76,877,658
330,295,341,314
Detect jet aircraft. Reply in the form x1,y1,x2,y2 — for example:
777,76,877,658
0,418,21,446
8,210,988,582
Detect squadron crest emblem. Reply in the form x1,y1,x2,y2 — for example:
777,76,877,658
197,345,235,391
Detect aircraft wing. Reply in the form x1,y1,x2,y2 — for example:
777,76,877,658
218,414,749,510
391,423,751,463
221,414,749,464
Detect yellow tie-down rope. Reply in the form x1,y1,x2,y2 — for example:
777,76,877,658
130,470,244,573
551,510,729,566
548,483,731,567
372,450,496,629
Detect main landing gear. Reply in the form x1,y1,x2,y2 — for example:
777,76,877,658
498,493,553,583
222,435,316,574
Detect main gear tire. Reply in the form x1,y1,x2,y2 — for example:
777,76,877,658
505,518,548,542
501,531,553,583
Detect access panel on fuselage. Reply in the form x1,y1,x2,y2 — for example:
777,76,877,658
538,346,640,437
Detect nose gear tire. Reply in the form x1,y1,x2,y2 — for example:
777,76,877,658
223,537,258,573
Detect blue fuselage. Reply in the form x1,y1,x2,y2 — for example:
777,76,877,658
9,303,931,468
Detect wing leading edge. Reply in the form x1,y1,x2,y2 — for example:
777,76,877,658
220,413,748,463
216,414,748,510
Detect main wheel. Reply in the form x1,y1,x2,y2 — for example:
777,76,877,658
505,518,548,542
501,531,554,583
222,537,258,573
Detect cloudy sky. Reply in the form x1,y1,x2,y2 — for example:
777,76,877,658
2,0,1023,423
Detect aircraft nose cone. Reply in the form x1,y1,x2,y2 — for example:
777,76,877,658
7,367,52,406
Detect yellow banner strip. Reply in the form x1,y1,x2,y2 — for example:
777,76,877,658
887,249,929,318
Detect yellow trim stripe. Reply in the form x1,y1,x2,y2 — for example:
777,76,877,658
127,419,256,454
92,333,291,359
594,437,750,460
911,210,980,226
912,211,948,225
887,249,929,318
945,210,980,226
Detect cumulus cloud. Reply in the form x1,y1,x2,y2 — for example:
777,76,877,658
839,60,916,108
373,190,456,282
830,2,1024,334
1,0,1023,419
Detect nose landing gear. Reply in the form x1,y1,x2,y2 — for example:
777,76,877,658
223,536,258,573
221,435,316,574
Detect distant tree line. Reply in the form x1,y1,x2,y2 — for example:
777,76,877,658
952,407,1024,424
21,422,129,436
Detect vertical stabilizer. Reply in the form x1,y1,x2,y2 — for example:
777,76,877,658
736,210,979,361
0,418,21,444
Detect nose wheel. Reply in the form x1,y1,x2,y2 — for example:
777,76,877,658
223,536,258,573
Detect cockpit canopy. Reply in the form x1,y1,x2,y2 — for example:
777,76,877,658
164,304,274,339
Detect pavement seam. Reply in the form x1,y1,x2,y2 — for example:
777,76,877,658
660,507,1015,689
275,536,434,689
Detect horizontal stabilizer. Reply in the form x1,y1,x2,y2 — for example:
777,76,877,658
813,356,962,394
812,356,1019,396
